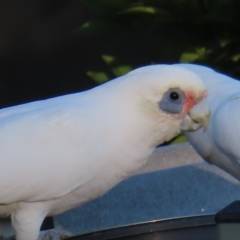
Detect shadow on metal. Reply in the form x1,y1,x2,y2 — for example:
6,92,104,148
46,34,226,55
66,214,217,240
1,201,240,239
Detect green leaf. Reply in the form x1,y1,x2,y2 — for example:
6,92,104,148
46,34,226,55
76,19,117,36
111,64,132,76
231,54,240,62
102,55,132,76
219,38,240,48
180,47,212,63
118,6,171,16
195,47,213,58
169,134,188,144
86,71,110,83
102,55,115,64
180,52,199,62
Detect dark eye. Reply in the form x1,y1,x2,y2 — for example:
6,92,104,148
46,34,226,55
170,92,179,100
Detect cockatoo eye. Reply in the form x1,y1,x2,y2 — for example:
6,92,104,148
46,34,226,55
158,88,186,114
170,92,179,100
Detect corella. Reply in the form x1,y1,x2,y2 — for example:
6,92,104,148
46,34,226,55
0,65,209,240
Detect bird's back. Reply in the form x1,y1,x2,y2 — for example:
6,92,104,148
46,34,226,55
176,64,240,179
0,83,154,204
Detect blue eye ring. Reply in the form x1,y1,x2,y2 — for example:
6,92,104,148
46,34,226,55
158,88,185,114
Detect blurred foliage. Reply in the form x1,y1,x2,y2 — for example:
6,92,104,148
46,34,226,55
87,55,133,83
79,0,240,144
80,0,240,78
168,134,188,144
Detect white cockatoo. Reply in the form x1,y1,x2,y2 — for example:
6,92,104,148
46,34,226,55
0,65,209,240
175,63,240,181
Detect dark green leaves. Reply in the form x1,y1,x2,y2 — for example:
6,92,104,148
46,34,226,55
80,0,240,81
87,55,133,83
77,19,117,36
102,55,132,77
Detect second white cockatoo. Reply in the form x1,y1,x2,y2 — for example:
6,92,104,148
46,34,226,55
175,63,240,181
0,64,209,240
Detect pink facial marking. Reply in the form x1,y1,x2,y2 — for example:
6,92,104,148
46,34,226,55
182,90,207,115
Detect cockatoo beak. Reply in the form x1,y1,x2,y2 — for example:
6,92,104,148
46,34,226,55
180,99,210,132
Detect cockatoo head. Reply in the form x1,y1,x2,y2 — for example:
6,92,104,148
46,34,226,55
122,64,210,144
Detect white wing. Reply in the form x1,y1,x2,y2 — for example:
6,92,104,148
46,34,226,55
0,93,98,203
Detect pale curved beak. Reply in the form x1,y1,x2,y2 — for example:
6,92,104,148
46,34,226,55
180,99,211,132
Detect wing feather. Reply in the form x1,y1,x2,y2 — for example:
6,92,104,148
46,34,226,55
0,94,96,203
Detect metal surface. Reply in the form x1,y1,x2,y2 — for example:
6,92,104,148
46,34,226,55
66,214,217,240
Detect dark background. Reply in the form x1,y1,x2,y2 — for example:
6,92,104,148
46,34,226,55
0,0,239,108
0,1,98,108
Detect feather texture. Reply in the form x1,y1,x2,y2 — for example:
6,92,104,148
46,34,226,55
0,64,208,240
177,63,240,180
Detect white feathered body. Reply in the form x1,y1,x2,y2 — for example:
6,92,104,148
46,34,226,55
177,64,240,179
0,67,187,216
0,65,209,240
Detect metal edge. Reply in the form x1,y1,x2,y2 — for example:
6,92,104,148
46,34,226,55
66,214,216,240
